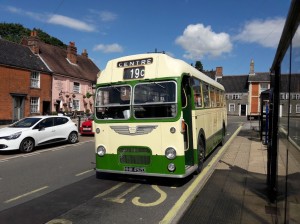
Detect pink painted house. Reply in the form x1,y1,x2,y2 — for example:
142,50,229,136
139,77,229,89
22,31,100,114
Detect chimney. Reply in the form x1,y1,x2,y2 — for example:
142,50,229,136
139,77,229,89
81,49,88,58
67,41,77,64
215,66,223,78
249,59,255,75
27,30,40,54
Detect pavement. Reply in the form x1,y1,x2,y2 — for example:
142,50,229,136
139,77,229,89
173,120,300,224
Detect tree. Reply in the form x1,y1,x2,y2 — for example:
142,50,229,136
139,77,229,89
195,61,204,72
0,23,66,48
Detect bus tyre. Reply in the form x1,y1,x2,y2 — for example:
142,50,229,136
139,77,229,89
219,124,226,146
195,139,205,174
19,138,35,153
68,131,78,144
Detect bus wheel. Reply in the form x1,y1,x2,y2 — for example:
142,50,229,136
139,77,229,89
219,124,226,146
195,139,205,174
19,138,35,153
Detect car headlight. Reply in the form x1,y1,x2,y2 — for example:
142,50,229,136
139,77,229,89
165,147,176,160
97,145,106,156
4,131,22,140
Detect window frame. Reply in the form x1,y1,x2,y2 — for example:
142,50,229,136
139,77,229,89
30,71,40,88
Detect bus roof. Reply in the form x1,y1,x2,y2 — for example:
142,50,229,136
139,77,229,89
97,53,225,91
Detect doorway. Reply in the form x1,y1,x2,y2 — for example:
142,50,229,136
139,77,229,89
240,104,247,116
13,96,25,121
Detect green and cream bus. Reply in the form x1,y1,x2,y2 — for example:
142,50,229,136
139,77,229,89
94,53,227,178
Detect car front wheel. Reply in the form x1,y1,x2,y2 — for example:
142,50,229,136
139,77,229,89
68,131,78,144
19,138,35,153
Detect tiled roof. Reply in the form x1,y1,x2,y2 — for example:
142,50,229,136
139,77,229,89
36,41,99,82
248,72,270,82
0,38,51,73
219,75,249,93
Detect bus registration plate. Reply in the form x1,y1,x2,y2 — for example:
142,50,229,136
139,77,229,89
124,167,145,173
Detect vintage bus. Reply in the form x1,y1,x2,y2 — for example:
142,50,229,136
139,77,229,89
94,53,227,178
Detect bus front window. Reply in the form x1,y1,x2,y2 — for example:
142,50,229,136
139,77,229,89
95,85,131,120
133,81,177,119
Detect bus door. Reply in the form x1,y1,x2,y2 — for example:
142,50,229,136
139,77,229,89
181,76,194,166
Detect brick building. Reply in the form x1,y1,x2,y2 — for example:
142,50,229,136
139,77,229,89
22,31,100,115
0,38,52,124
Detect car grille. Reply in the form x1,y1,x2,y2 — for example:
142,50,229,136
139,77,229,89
118,147,151,165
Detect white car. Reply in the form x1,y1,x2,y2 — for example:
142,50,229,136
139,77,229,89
0,116,78,153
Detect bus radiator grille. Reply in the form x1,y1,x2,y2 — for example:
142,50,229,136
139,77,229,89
118,147,151,165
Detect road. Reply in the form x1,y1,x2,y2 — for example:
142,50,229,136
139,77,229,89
0,116,246,224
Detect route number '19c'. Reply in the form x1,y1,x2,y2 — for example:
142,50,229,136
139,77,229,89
123,66,145,80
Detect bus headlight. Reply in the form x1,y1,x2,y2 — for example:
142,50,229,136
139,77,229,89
165,147,176,160
168,163,176,172
96,128,100,134
97,145,106,156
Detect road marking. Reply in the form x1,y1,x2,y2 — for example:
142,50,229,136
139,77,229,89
94,182,126,198
45,219,73,224
22,152,40,157
160,125,243,224
75,169,94,176
5,186,49,203
104,184,141,203
132,185,167,207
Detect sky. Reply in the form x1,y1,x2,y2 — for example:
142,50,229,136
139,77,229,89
0,0,292,75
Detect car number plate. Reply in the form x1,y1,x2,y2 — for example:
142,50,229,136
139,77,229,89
83,128,91,130
124,167,145,173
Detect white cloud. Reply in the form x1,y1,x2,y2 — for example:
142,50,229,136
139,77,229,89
5,6,44,21
175,23,232,60
93,43,123,53
5,6,96,32
48,14,96,32
99,11,117,22
234,18,285,48
88,9,117,22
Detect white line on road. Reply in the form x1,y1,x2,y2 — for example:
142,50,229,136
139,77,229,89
75,169,94,176
4,186,49,203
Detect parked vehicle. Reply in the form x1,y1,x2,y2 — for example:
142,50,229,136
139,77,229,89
79,114,94,135
0,116,78,153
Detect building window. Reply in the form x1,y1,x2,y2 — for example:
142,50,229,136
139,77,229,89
280,93,285,100
73,99,80,110
229,103,235,112
30,97,39,113
30,71,40,88
225,94,230,100
291,94,300,100
232,94,240,100
260,83,268,92
296,104,300,113
73,82,80,93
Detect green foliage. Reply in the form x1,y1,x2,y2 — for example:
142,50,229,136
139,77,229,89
0,23,30,43
0,22,66,48
195,61,204,72
86,92,93,98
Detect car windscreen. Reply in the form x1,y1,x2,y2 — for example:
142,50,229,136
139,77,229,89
9,118,42,128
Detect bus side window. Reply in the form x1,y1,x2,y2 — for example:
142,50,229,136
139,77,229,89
192,79,202,108
203,83,210,108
